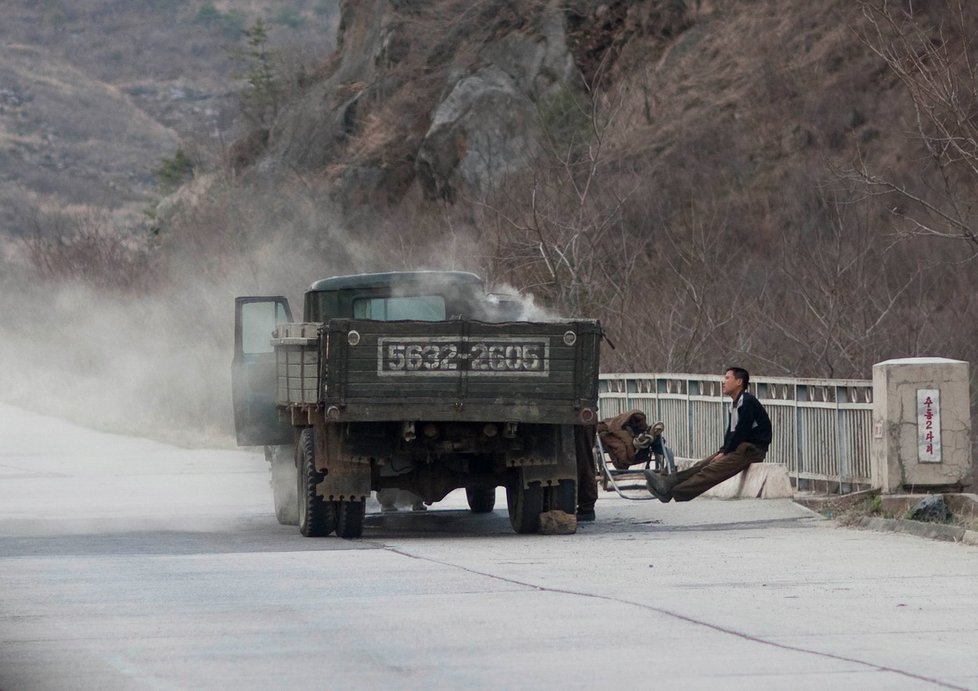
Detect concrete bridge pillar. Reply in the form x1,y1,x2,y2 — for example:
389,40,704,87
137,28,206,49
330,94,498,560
871,358,973,493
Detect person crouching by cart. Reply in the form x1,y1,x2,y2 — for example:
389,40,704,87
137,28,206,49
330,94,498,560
645,367,771,503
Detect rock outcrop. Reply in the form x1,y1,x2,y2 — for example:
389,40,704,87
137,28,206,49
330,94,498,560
416,9,575,201
263,1,585,210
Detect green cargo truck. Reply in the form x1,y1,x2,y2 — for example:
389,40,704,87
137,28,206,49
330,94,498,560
232,271,600,538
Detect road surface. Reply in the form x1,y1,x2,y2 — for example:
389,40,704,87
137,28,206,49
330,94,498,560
2,403,977,690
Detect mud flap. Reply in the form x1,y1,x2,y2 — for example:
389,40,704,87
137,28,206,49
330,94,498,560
315,423,371,501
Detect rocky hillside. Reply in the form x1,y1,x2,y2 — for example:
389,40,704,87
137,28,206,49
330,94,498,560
231,1,901,220
241,1,693,216
0,0,338,236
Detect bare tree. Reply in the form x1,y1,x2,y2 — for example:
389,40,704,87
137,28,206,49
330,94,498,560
751,188,927,378
854,0,978,252
474,67,647,321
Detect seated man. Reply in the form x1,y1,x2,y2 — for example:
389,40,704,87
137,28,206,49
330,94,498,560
645,367,771,502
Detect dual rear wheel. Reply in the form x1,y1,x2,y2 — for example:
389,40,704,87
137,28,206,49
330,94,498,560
506,472,576,534
297,428,364,539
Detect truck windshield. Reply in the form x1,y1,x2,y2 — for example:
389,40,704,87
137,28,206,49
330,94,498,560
353,295,446,321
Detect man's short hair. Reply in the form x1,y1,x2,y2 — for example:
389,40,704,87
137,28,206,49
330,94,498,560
726,366,750,389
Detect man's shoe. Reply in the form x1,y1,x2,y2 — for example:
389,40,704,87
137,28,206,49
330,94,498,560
411,502,428,512
576,509,596,522
644,469,675,502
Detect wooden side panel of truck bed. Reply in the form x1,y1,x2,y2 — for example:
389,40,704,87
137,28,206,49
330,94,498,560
320,319,601,424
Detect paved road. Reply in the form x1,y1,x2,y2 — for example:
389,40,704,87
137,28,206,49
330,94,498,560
2,403,978,690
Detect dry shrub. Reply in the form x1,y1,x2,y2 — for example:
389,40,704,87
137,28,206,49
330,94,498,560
20,205,153,292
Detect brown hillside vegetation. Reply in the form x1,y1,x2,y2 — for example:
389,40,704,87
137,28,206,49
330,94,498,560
2,0,976,444
198,0,977,376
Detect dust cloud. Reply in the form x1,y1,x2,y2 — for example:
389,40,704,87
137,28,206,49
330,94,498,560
0,183,558,449
1,261,247,447
0,187,354,447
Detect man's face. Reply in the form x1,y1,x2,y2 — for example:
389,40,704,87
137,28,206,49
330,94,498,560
722,370,743,397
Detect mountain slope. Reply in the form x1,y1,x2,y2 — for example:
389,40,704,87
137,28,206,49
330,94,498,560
0,0,339,235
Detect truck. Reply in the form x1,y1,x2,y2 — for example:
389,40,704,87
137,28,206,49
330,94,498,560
231,271,601,538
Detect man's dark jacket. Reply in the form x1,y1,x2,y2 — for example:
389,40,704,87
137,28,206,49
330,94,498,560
721,390,772,453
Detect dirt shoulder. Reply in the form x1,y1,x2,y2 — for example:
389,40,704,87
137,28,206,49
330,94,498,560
795,491,978,545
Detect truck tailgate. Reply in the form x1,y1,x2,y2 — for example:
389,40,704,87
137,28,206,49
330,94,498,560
321,319,600,423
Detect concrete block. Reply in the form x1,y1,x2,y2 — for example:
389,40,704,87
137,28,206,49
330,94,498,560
701,463,793,499
538,510,577,534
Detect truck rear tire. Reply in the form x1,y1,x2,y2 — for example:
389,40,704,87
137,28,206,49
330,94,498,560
297,428,336,537
266,445,298,526
466,486,496,513
334,500,365,539
507,477,543,534
545,479,577,515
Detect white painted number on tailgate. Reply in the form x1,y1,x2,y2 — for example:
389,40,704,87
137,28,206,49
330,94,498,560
378,338,548,376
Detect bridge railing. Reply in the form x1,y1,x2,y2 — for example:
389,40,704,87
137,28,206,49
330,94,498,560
599,373,874,490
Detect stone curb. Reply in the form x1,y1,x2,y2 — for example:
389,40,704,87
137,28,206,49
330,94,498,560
852,516,978,546
790,501,827,519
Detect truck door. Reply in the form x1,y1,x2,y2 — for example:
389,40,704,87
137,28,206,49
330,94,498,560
232,296,293,446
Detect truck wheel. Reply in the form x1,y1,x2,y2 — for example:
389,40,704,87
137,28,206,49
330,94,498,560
266,445,298,526
545,479,577,515
466,487,496,513
334,500,365,539
297,428,336,537
506,478,543,534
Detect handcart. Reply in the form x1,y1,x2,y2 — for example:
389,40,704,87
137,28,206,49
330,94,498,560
594,412,677,501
